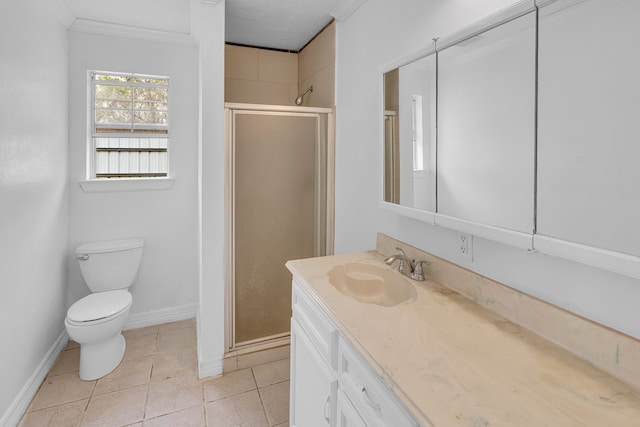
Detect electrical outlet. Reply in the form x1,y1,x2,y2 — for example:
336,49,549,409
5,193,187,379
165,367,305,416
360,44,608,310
458,232,473,262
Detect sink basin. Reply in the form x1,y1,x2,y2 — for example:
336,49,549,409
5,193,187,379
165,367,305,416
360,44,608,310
327,263,417,307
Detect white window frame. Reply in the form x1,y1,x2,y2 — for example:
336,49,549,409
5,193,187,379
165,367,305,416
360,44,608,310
411,94,424,171
81,71,174,192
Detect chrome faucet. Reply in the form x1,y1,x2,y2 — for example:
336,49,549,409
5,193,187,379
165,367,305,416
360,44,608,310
384,247,430,281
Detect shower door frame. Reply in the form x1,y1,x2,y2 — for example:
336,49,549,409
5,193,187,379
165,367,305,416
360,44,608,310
224,103,335,353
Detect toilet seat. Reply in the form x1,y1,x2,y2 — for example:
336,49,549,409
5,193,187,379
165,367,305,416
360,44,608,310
67,290,132,326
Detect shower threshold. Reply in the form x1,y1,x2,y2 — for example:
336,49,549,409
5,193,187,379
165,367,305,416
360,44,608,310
223,333,290,373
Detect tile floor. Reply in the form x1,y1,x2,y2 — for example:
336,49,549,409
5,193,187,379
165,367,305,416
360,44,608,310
18,319,290,427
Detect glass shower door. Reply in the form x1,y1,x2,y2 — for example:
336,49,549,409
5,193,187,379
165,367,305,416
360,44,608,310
233,112,325,345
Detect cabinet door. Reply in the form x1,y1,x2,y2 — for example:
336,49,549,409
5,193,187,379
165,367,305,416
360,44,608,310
437,12,536,235
290,318,337,427
537,0,640,257
336,390,367,427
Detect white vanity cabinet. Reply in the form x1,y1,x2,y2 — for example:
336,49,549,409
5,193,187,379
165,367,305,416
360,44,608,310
291,278,420,427
338,337,420,427
290,318,338,426
290,279,339,427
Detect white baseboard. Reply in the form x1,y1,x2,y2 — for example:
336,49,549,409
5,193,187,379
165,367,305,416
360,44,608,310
1,305,198,426
123,303,198,331
1,330,69,427
198,357,223,379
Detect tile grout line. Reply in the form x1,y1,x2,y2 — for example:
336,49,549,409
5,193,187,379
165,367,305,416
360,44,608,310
142,327,204,423
202,374,209,427
78,377,97,425
141,329,159,423
251,367,272,426
22,321,224,426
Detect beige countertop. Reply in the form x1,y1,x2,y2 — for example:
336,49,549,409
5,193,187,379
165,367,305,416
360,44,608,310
286,250,640,427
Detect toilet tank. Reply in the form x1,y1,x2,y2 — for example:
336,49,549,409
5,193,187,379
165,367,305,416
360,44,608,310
76,238,144,292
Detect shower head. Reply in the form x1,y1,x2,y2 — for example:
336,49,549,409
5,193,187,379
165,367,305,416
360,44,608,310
295,86,313,105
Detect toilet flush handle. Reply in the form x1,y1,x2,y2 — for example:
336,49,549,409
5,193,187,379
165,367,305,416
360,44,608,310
77,254,89,261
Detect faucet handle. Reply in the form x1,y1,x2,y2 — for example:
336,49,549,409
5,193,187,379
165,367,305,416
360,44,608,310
411,260,430,281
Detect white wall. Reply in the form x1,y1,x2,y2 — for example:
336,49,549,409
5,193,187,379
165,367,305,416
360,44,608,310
67,32,200,317
198,0,227,378
0,4,226,421
0,0,70,421
334,0,640,339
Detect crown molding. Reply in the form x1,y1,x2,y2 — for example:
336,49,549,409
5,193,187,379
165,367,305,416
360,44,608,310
53,0,76,28
436,0,535,51
330,0,367,22
69,18,197,45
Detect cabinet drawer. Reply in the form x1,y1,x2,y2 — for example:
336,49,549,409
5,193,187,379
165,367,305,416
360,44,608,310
336,389,367,427
338,337,419,427
292,279,338,369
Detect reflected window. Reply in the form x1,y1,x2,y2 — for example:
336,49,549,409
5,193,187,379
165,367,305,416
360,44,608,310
412,94,424,171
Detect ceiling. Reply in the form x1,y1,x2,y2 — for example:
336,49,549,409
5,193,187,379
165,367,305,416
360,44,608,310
225,0,341,51
63,0,342,52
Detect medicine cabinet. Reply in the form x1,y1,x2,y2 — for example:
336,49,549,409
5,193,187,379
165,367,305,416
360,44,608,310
381,0,640,278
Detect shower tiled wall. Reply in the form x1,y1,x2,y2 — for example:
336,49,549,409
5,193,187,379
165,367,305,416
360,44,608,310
298,21,335,108
225,44,299,105
224,21,335,108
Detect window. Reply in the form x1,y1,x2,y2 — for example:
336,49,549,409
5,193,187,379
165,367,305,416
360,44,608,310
90,71,170,179
411,94,424,171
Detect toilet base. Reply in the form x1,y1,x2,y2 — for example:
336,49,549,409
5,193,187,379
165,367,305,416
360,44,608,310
79,333,126,381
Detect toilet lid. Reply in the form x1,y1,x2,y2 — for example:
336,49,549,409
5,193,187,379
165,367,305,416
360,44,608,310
67,290,132,322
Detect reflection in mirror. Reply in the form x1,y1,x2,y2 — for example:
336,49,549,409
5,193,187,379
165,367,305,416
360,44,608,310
437,12,536,233
384,69,400,203
383,54,436,212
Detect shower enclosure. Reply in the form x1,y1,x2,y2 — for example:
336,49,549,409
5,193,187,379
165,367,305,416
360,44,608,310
225,103,334,352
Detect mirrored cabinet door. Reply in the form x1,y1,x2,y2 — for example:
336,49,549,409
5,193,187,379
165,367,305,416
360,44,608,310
380,0,640,277
383,53,437,213
537,0,640,257
436,12,537,234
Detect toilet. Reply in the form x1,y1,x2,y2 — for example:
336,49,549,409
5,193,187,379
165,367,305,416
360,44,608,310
64,238,144,380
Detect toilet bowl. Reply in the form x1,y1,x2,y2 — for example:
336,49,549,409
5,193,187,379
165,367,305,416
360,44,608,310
65,290,132,380
64,239,143,380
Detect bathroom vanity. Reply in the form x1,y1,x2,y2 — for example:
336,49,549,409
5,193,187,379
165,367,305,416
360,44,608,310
286,237,640,426
289,272,418,426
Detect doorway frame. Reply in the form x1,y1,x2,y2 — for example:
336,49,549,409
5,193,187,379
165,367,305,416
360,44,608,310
224,103,335,356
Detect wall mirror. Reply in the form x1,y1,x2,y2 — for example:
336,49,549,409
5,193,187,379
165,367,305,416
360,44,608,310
436,11,537,236
533,0,640,277
383,53,437,214
537,0,640,257
381,8,537,244
381,0,640,277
